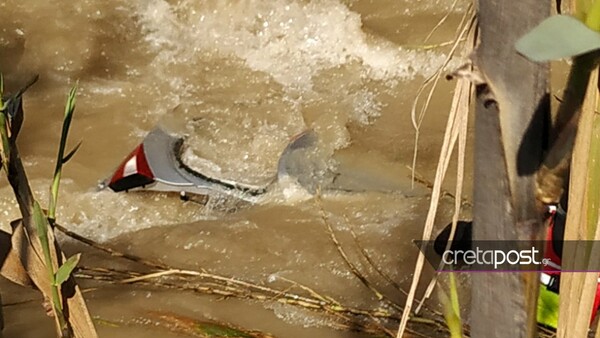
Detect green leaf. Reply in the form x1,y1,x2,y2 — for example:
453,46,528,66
33,201,48,242
49,84,78,221
516,15,600,62
62,140,82,164
537,286,560,329
445,273,463,338
54,253,81,286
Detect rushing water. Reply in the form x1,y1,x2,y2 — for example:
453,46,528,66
0,1,470,337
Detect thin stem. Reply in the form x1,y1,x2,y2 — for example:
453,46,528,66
49,86,77,222
0,113,9,174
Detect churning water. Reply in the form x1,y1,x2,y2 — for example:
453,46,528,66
0,0,470,337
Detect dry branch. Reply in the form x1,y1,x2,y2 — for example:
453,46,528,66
397,12,476,337
53,221,449,337
315,196,400,311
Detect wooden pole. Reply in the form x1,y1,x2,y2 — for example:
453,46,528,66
471,1,550,337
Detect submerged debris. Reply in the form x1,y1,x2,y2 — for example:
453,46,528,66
146,311,276,338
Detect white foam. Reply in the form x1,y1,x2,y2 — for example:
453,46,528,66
349,88,383,125
137,0,447,91
0,179,210,242
131,0,452,193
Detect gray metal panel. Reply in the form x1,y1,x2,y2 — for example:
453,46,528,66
277,130,318,179
142,128,264,200
142,128,195,186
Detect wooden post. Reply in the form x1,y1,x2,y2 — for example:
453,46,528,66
471,1,550,337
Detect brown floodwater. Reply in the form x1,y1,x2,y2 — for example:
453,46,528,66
0,0,472,337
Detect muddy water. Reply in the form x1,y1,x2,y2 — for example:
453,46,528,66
0,0,470,337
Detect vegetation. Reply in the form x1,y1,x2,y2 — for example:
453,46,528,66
518,1,600,337
0,77,97,337
13,1,600,338
400,0,600,337
0,82,452,337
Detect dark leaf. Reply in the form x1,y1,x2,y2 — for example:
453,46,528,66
62,141,82,164
3,75,38,141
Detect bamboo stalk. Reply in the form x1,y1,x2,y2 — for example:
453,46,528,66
558,65,600,338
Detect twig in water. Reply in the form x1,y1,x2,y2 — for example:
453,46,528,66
405,165,472,208
315,194,404,314
344,218,408,297
404,38,466,51
55,223,169,270
275,275,340,306
55,214,450,336
423,0,461,43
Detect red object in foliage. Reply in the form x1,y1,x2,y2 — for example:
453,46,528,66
543,207,600,323
108,144,155,192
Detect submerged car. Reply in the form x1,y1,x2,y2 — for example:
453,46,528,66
98,127,319,202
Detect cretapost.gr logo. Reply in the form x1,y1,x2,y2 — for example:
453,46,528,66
440,246,547,270
413,240,591,272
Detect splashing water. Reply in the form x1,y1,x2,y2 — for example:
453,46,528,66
137,0,448,188
0,0,461,242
